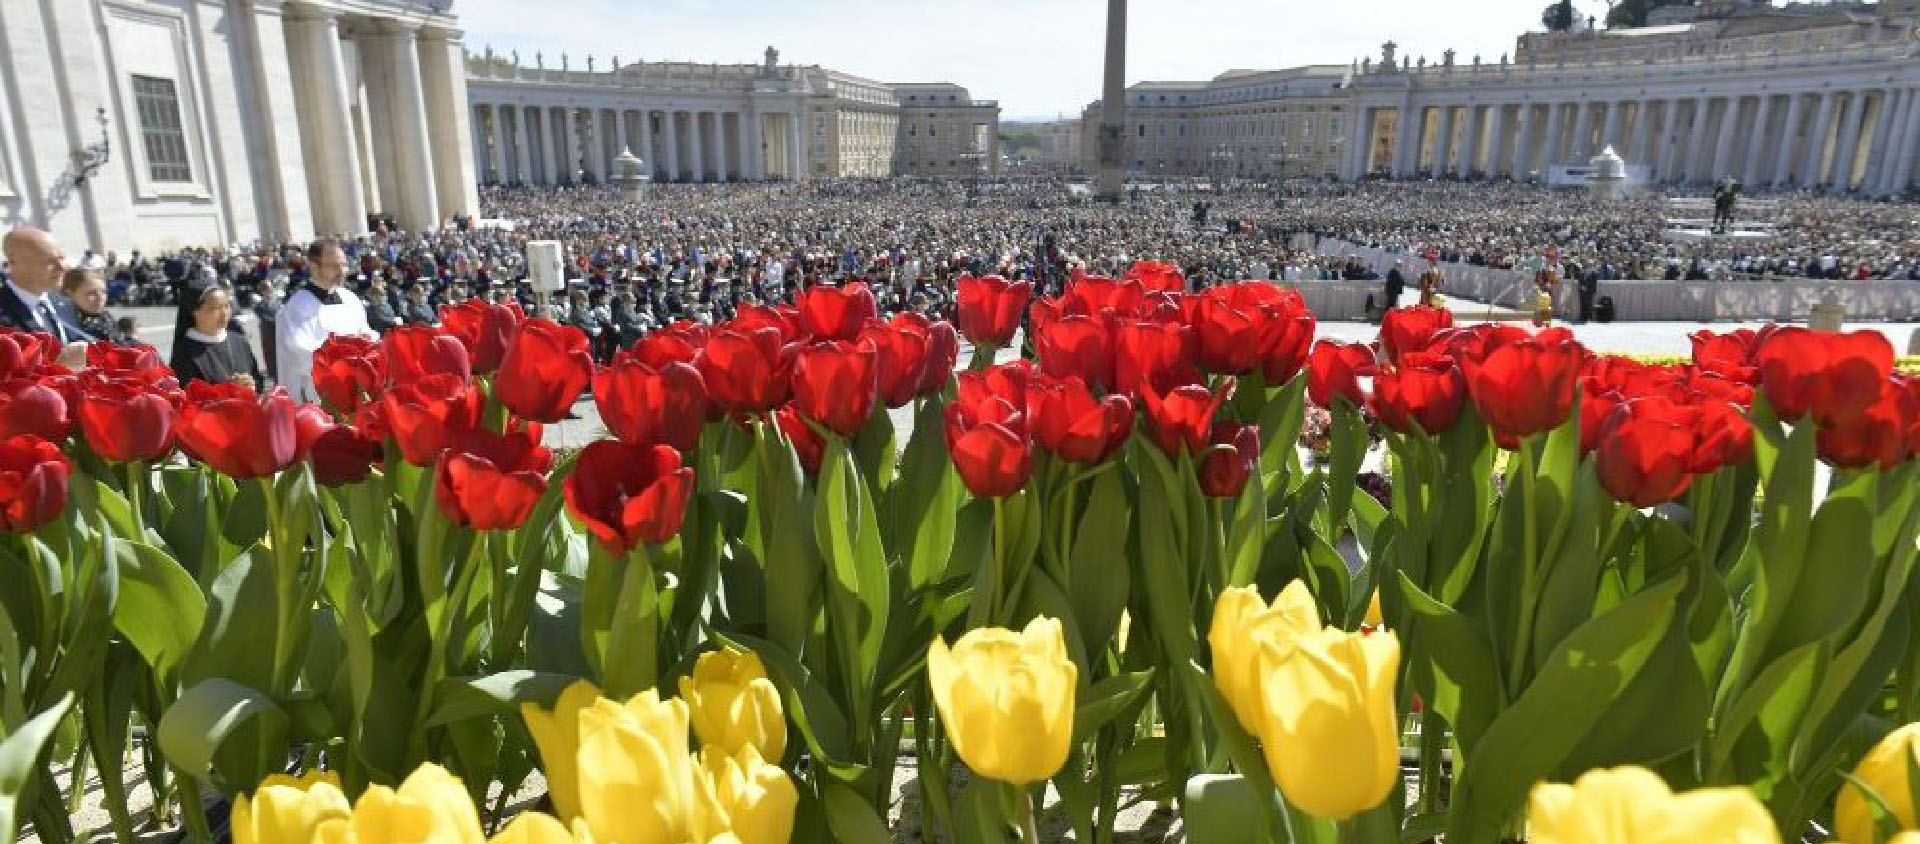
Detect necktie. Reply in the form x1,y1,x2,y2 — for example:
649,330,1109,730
36,299,64,342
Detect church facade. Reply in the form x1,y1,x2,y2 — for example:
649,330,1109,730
0,0,479,254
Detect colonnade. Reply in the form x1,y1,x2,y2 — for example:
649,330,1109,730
1349,86,1920,194
468,103,805,184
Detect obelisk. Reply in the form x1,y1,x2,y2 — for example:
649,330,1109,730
1095,0,1127,202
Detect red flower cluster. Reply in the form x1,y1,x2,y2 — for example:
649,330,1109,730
0,434,70,532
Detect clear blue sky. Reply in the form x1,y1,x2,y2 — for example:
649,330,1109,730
457,0,1617,121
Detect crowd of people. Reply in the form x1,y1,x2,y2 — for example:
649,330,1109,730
4,178,1914,390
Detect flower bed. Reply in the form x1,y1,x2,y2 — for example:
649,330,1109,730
1,264,1917,844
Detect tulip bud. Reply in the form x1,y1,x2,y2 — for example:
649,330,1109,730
1529,766,1780,844
487,812,578,844
927,616,1077,785
1256,627,1400,821
680,646,787,762
333,763,487,844
522,680,606,823
231,771,351,844
575,690,698,844
1208,583,1322,735
1836,723,1920,844
689,746,798,844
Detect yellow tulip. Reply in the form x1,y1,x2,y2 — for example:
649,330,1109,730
1255,627,1399,821
574,689,697,844
1208,582,1322,735
328,763,487,844
680,646,788,762
522,680,605,823
689,745,798,844
488,813,578,844
1837,723,1920,844
927,616,1077,786
1528,766,1779,844
231,770,351,844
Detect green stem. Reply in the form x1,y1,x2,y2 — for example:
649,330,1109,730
260,477,298,696
175,770,212,844
122,462,146,538
1013,784,1041,843
1509,439,1541,694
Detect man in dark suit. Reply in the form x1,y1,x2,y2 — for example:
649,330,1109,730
2,227,89,365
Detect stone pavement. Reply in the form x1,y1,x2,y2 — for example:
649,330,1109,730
114,306,1919,450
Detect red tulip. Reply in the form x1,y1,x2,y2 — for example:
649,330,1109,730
1371,352,1467,435
1753,327,1893,427
1595,397,1699,507
0,329,57,377
1380,306,1454,362
435,427,553,530
1037,315,1116,391
774,404,825,475
383,373,484,465
562,440,695,553
1461,329,1584,442
439,299,524,373
698,327,795,414
957,361,1037,411
495,318,593,423
1123,259,1186,294
791,340,878,437
309,424,383,487
861,314,934,409
594,359,708,452
1026,375,1133,464
944,396,1032,498
1261,306,1317,385
1688,327,1772,384
795,283,878,342
78,377,175,463
1690,398,1753,473
956,276,1031,347
311,334,384,413
731,304,801,343
293,404,332,461
381,325,472,386
918,321,960,397
1307,341,1376,409
0,378,70,441
624,331,702,371
1141,383,1225,457
1062,277,1146,318
1193,293,1276,376
87,342,164,374
1816,378,1917,469
1199,422,1260,498
0,435,69,532
1115,320,1198,399
175,382,300,479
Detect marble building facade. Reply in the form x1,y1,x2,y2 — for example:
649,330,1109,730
0,0,479,253
1084,0,1920,195
464,48,1001,184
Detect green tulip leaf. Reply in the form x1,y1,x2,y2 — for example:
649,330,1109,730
822,780,893,844
1185,774,1269,844
0,693,73,844
424,671,582,727
109,539,205,683
156,677,287,787
1073,670,1156,743
1067,468,1132,650
1394,572,1503,750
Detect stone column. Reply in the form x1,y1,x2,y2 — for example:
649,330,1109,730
1479,105,1505,177
1742,95,1774,185
1095,0,1127,199
1886,89,1920,195
1657,101,1685,181
1537,102,1565,170
1458,106,1484,176
417,27,478,219
375,22,440,231
614,109,630,158
561,108,578,183
1391,106,1419,177
511,106,532,185
1862,90,1903,194
710,112,729,180
1872,91,1910,195
1510,104,1534,178
1629,99,1656,165
664,111,682,181
470,108,486,183
1599,101,1622,152
638,110,656,180
489,106,509,182
1831,91,1869,189
689,111,706,181
1681,96,1711,183
1568,101,1594,161
241,0,315,241
1801,91,1837,187
535,107,555,185
743,104,763,180
1432,106,1455,176
1773,93,1806,187
789,109,806,181
1710,98,1740,181
284,6,367,236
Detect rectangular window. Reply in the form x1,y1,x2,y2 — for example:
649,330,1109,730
132,75,192,183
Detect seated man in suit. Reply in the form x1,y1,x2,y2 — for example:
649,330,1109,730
2,226,89,368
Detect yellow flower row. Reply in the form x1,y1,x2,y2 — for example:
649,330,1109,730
231,647,796,844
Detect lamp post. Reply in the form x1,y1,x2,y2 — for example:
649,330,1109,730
69,108,111,187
